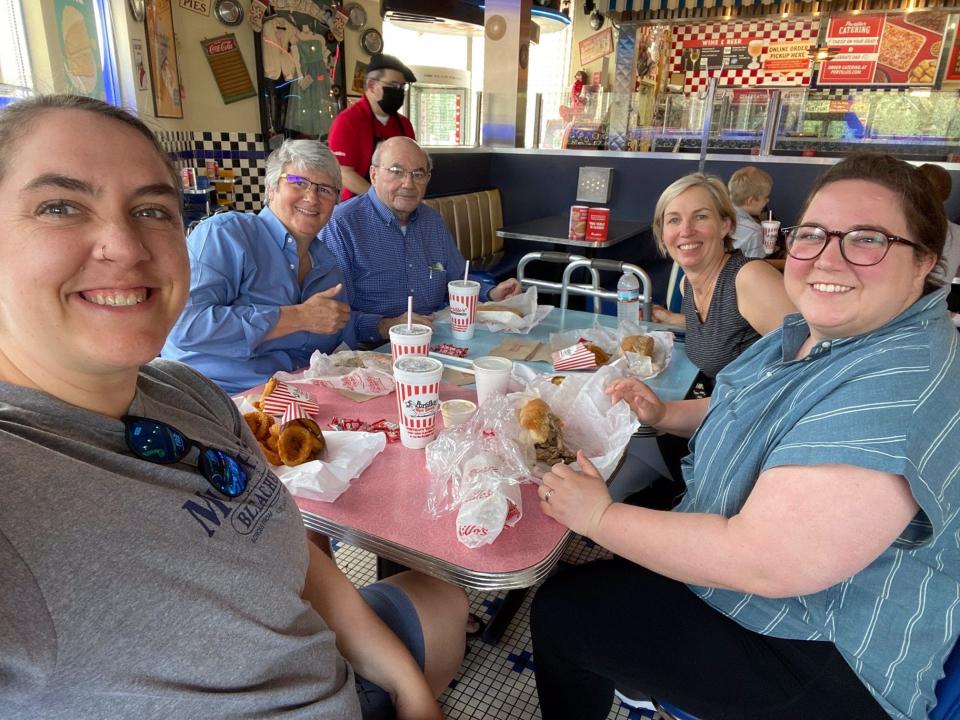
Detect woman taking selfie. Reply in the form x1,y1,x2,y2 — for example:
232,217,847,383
0,95,465,720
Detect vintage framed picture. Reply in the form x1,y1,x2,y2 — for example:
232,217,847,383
144,0,183,118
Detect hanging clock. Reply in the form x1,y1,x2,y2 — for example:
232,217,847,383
345,3,367,31
214,0,244,26
127,0,145,22
360,28,384,55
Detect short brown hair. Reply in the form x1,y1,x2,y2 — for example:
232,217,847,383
797,153,946,290
652,173,737,255
728,166,772,206
0,94,179,192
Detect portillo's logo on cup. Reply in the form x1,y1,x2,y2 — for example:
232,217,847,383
447,279,480,341
393,356,444,449
403,396,440,418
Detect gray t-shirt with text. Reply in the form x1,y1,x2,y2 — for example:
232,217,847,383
0,360,360,719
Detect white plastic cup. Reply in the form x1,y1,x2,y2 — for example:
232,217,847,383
448,279,481,340
393,356,444,449
389,323,433,363
473,356,513,406
441,399,477,428
761,220,781,255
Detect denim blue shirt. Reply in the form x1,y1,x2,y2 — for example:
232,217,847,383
320,189,490,344
678,288,960,719
162,207,355,393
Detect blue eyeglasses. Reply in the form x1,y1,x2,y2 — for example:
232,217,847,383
123,416,248,498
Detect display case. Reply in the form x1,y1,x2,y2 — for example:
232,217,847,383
773,88,960,159
537,84,960,160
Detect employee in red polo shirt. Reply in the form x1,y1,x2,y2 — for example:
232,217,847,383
328,53,416,201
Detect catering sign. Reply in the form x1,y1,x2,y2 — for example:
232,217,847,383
819,15,883,85
819,11,947,86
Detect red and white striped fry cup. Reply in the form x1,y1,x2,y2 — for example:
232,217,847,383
447,279,480,340
389,323,433,363
392,356,444,449
552,343,599,370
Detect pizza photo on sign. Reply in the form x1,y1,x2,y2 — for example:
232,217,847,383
877,23,925,72
873,11,947,85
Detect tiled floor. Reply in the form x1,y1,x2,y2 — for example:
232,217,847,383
333,537,655,720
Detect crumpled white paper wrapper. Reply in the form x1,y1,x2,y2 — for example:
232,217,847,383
549,320,674,380
425,364,639,548
273,349,395,397
276,430,386,502
435,286,552,335
513,363,639,479
232,395,386,502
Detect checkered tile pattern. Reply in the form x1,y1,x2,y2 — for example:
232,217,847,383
671,19,820,95
195,131,268,212
156,130,268,213
334,537,650,719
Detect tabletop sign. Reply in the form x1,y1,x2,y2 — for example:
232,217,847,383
579,27,613,66
178,0,209,16
202,34,256,104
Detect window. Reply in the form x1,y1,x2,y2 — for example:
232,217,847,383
0,0,119,107
0,0,31,106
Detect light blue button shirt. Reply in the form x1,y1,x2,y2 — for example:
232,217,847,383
678,288,960,720
162,207,355,393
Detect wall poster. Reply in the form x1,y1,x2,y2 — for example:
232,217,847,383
202,34,256,104
818,11,948,87
145,0,184,118
253,0,346,148
54,0,104,98
579,28,614,66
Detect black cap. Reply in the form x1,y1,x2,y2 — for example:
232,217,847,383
366,53,416,84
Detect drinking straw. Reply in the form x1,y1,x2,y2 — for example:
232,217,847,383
463,260,470,282
768,210,773,221
407,295,412,331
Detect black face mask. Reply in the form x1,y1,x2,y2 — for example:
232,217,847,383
378,86,405,115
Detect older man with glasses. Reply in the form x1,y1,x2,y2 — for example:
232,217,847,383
322,136,521,345
328,53,418,201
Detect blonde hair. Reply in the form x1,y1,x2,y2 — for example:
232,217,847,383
727,166,773,206
652,173,737,255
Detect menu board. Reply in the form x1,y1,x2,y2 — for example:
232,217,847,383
819,11,947,86
681,39,761,73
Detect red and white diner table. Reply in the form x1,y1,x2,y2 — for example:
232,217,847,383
286,307,698,637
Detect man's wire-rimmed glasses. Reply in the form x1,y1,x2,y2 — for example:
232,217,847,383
783,224,919,267
375,165,431,184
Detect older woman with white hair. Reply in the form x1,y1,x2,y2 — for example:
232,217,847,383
163,139,354,393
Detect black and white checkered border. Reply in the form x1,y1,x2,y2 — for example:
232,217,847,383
156,130,268,213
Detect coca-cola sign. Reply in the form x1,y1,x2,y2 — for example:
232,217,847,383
206,37,237,55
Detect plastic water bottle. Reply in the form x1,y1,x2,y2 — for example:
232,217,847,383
616,272,640,326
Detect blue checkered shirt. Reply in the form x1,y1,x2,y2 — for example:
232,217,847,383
321,189,490,343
